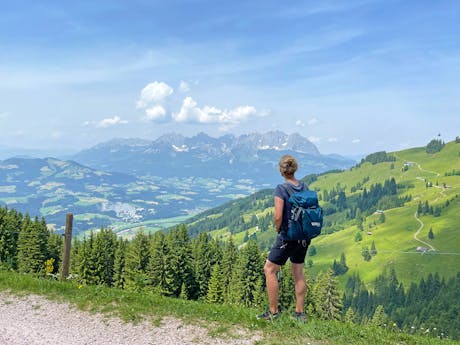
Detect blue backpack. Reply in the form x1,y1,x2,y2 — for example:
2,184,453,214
283,183,323,241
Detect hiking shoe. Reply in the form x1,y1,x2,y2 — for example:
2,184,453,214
291,311,307,323
257,310,280,320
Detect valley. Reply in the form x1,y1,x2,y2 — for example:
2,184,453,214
0,131,354,236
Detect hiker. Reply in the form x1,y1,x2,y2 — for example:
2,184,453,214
258,155,309,322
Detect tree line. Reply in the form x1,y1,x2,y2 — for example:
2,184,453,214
343,269,460,339
0,205,342,320
1,205,459,340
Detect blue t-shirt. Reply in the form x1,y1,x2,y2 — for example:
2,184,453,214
274,181,307,239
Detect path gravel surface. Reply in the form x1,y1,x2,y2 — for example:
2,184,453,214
0,293,261,345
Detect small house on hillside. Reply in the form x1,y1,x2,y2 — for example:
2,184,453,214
416,246,428,253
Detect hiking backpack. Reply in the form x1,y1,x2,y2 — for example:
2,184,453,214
283,183,323,241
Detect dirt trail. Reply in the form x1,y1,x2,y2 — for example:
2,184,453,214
413,211,436,252
0,292,261,345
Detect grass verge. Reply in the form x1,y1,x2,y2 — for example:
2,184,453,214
0,270,458,345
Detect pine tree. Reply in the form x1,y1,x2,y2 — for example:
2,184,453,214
123,231,150,291
0,207,21,269
163,225,196,298
370,305,388,327
77,232,97,285
278,264,295,311
428,227,434,240
17,216,49,274
92,228,117,286
313,269,343,320
370,241,377,256
146,231,167,293
69,237,82,276
228,240,264,307
332,253,349,276
206,263,223,304
192,232,221,299
113,238,127,289
344,307,356,323
47,231,63,274
362,246,371,261
221,236,237,302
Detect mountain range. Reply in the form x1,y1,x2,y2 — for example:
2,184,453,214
0,131,354,235
72,131,354,182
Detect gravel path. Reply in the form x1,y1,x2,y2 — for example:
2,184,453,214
0,293,261,345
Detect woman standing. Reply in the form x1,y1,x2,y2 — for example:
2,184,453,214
257,155,309,322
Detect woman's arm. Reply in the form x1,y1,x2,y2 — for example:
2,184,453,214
274,196,284,232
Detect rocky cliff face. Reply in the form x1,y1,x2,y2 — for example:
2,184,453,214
72,131,349,181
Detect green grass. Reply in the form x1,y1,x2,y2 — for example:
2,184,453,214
1,271,458,345
185,140,460,290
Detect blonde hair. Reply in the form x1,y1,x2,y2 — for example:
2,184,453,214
279,155,298,177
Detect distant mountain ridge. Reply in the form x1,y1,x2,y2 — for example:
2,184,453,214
72,131,352,182
0,131,355,235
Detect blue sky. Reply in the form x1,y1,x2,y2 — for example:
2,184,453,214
1,0,459,155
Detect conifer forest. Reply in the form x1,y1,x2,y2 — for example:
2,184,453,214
0,205,459,340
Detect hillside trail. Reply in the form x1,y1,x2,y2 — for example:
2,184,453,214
413,211,436,252
413,161,442,251
397,157,441,252
0,292,262,345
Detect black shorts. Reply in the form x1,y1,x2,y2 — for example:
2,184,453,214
267,234,310,266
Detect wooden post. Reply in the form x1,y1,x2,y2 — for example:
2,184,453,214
60,213,73,281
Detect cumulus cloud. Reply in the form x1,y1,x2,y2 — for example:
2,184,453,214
85,116,128,128
179,80,190,92
307,117,319,126
173,96,258,126
136,81,261,128
136,81,173,108
295,120,305,127
352,138,361,144
145,105,167,121
327,137,338,142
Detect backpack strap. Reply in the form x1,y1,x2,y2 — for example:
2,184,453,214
282,182,308,197
282,183,295,197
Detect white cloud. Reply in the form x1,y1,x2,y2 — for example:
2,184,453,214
85,116,128,128
136,81,261,127
136,81,173,108
145,105,167,121
173,97,199,122
295,120,305,127
327,137,338,142
173,96,258,126
352,138,361,143
308,117,319,126
308,136,322,143
179,80,190,92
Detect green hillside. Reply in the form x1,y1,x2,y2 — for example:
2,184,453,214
185,139,460,287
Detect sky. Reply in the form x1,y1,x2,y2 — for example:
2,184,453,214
1,0,459,156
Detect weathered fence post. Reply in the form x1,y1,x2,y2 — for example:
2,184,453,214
60,213,73,281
